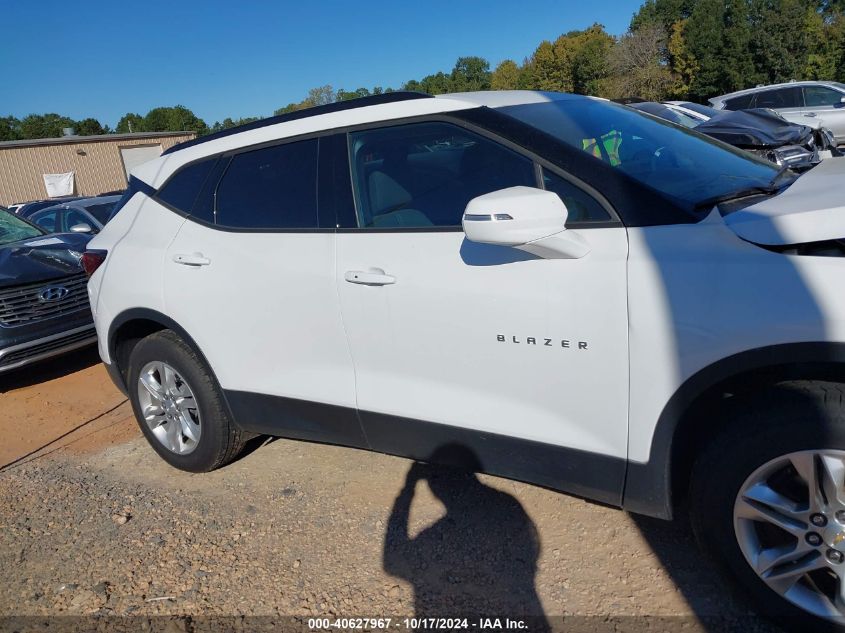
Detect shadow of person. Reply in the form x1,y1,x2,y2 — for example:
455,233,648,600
383,444,549,628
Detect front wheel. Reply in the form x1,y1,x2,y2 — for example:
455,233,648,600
691,381,845,632
126,329,247,472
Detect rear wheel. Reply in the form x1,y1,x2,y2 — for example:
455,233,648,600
690,381,845,632
127,330,247,472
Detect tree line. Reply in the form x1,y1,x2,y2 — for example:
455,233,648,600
3,0,843,142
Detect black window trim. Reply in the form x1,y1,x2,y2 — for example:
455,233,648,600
152,111,622,234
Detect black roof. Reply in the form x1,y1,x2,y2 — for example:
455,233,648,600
162,91,433,156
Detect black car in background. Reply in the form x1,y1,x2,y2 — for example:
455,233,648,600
0,207,96,374
628,101,840,171
24,195,122,235
6,197,84,216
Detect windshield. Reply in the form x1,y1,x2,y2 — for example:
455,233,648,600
499,99,786,209
0,208,44,246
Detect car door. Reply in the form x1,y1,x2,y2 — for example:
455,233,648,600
335,120,630,502
802,85,845,142
161,137,362,446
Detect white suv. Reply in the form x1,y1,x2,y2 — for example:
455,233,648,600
86,90,845,627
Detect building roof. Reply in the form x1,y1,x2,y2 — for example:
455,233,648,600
0,130,195,150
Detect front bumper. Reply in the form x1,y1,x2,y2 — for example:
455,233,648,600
0,323,97,373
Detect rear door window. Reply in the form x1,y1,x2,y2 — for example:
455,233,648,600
753,87,802,109
215,139,319,229
724,94,755,110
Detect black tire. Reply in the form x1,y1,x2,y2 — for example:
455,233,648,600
690,380,845,633
127,329,247,472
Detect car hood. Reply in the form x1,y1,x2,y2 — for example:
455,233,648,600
695,109,813,148
0,232,91,288
723,157,845,246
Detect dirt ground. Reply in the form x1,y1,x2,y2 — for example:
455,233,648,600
0,348,784,632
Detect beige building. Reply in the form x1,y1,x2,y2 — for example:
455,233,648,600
0,131,196,206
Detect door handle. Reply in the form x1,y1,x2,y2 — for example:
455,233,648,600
173,253,211,267
804,112,817,117
344,269,396,286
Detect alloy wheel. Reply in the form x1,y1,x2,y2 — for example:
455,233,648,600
137,361,202,455
734,449,845,620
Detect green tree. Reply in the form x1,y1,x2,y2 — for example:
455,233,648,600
571,25,615,94
630,0,697,32
684,0,726,100
450,56,491,92
667,19,698,97
749,0,811,84
74,118,107,136
525,25,613,95
116,113,145,133
418,71,453,94
491,59,522,90
721,0,758,92
274,102,302,115
0,116,21,141
529,40,571,91
210,117,261,133
19,113,76,139
336,87,372,101
303,85,336,107
143,105,208,136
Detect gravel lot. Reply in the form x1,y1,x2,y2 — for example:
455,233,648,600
0,349,784,632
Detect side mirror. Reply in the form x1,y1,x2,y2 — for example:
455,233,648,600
70,223,93,234
462,186,590,259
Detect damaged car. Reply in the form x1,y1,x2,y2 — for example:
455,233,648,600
0,207,96,373
630,102,840,170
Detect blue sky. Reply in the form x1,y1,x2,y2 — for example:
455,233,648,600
2,0,643,128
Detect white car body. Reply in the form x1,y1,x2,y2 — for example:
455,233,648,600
87,90,845,520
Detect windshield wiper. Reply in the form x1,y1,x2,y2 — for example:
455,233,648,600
694,164,799,212
693,185,779,212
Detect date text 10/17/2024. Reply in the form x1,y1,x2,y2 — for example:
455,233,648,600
308,618,531,630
